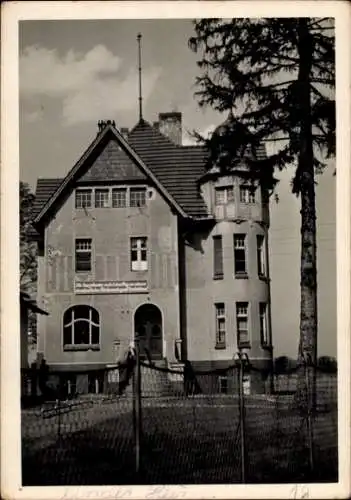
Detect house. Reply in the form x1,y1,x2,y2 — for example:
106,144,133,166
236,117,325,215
30,112,273,395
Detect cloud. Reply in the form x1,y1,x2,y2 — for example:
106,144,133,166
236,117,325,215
23,110,44,123
20,45,161,126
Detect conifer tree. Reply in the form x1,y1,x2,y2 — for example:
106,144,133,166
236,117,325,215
20,181,38,340
189,18,335,402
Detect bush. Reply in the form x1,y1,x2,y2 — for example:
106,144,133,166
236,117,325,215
274,356,296,375
318,356,337,373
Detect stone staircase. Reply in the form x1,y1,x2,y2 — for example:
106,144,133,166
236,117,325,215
118,359,185,398
140,360,184,397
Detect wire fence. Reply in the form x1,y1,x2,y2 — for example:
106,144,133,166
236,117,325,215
21,348,338,486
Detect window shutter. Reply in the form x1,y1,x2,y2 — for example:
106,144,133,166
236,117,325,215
213,236,223,279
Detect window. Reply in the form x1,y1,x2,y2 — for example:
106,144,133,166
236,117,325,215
75,186,149,209
236,302,250,347
112,188,127,208
215,186,234,205
131,237,148,271
63,305,100,350
130,188,146,208
219,376,228,394
259,303,269,346
257,235,266,277
95,189,109,208
215,303,226,348
234,234,247,275
75,189,92,209
213,236,223,279
75,239,92,272
240,186,256,204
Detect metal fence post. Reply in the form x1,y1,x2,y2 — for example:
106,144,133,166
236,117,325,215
304,353,314,474
57,396,61,440
132,340,142,476
235,351,247,483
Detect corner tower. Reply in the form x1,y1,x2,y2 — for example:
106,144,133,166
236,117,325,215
183,125,273,393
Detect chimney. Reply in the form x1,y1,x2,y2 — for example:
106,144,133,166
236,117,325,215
97,120,116,134
158,112,182,145
120,127,129,140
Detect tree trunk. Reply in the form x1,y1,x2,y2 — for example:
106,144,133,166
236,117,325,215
296,19,318,410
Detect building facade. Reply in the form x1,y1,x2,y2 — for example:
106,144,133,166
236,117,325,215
31,112,273,394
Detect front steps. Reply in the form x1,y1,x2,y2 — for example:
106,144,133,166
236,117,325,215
140,360,185,397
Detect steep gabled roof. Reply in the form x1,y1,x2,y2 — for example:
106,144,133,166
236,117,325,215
33,123,188,225
128,120,208,217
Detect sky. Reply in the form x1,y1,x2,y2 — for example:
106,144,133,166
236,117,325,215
19,19,336,358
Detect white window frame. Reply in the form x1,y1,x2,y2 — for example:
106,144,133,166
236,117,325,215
75,238,92,272
257,235,266,277
240,185,256,204
131,237,148,271
234,234,247,275
75,189,92,209
130,187,147,208
95,188,110,208
74,185,148,209
215,303,226,347
236,302,250,347
215,186,234,205
63,306,100,349
259,303,269,346
112,188,127,208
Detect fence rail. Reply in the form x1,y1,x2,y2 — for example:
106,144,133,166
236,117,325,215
21,349,338,485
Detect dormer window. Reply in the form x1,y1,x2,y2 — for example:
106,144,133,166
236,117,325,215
240,185,256,204
215,186,234,205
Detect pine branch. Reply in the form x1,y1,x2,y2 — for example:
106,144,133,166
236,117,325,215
307,18,330,29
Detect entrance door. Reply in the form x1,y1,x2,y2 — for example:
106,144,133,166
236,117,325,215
134,304,163,360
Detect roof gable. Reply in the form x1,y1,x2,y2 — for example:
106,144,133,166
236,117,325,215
80,139,147,183
33,123,187,225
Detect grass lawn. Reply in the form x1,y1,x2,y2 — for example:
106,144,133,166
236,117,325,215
22,397,338,486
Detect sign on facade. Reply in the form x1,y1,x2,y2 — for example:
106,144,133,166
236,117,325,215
74,280,148,294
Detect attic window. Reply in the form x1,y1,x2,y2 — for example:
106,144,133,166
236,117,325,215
95,189,109,208
130,188,146,208
112,188,127,208
76,189,92,209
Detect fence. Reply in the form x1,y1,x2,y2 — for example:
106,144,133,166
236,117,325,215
21,349,338,486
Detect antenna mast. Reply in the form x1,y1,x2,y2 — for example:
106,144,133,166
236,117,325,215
137,33,143,121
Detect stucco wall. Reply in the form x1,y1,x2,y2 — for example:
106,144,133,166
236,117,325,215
37,184,180,366
184,219,272,363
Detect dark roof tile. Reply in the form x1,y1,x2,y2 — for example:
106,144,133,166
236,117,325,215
32,178,63,218
129,120,208,216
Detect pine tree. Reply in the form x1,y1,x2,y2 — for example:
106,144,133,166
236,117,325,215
189,18,335,404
